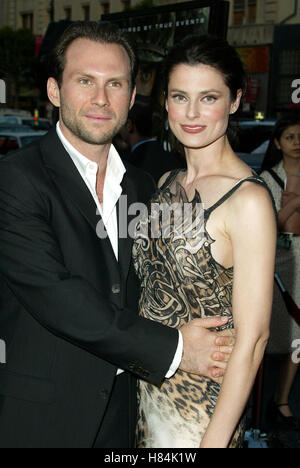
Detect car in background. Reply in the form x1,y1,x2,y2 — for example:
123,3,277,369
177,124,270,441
230,118,276,171
231,119,276,153
236,152,265,172
0,130,47,155
0,108,31,118
21,118,52,131
0,123,33,132
0,116,52,131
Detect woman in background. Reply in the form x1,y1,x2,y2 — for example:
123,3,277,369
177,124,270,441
261,114,300,430
133,35,277,448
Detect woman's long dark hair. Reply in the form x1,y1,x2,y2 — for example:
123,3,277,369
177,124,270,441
261,112,300,171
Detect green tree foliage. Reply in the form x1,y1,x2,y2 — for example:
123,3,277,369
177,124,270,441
0,27,36,108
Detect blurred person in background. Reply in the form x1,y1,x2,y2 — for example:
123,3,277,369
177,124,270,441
119,96,183,182
260,113,300,431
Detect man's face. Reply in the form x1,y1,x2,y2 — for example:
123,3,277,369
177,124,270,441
48,38,136,148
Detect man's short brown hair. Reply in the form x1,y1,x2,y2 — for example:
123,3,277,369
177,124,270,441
48,21,138,91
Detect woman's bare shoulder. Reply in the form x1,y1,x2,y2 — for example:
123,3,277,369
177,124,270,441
231,179,275,217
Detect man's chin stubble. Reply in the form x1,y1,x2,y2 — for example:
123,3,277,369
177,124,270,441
62,113,126,146
63,119,116,146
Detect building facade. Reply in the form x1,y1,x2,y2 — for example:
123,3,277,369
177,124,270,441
0,0,191,35
227,0,300,115
1,0,299,36
1,0,299,115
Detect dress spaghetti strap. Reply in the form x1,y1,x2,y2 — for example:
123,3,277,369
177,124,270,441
159,169,181,192
205,174,276,220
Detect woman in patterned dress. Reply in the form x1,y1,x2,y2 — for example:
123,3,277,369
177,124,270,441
132,36,277,448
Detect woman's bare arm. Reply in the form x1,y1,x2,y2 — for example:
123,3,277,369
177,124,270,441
200,183,277,448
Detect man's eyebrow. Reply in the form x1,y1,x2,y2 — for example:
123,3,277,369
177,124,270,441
107,76,130,83
169,88,222,95
71,72,94,78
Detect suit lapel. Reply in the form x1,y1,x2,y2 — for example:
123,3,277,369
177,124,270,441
40,129,117,268
118,170,138,280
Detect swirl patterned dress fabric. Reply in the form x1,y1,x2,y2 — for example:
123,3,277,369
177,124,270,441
131,170,266,448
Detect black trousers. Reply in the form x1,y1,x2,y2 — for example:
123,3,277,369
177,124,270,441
93,373,137,448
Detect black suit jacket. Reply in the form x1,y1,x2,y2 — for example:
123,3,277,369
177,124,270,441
0,129,178,448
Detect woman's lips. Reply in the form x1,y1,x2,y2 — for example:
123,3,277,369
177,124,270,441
180,125,206,134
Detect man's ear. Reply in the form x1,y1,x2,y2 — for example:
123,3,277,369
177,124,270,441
47,78,61,107
127,118,135,134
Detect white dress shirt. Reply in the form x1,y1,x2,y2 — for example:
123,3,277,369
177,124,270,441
56,122,182,378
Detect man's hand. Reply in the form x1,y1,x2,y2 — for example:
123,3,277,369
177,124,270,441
179,317,235,384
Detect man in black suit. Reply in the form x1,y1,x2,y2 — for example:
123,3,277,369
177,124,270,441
120,97,184,182
0,22,233,448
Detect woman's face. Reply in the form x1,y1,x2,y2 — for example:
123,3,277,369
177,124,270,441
275,124,300,160
166,63,241,151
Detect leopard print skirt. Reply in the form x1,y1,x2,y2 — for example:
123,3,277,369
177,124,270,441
136,372,245,448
